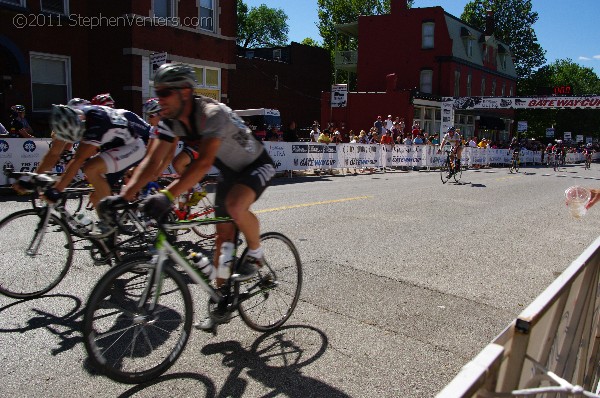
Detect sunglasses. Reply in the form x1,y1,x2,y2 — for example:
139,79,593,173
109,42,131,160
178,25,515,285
155,87,177,98
148,113,160,119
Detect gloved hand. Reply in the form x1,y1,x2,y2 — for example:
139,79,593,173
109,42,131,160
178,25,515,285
142,190,173,222
43,187,62,203
97,195,129,226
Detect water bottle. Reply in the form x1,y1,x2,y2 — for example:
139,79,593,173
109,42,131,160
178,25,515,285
75,213,93,231
217,242,235,279
189,252,216,280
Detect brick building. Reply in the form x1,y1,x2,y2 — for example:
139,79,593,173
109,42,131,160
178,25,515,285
323,0,518,142
0,0,236,135
229,42,331,135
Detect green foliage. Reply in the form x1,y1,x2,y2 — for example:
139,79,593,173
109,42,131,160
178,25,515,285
300,37,322,47
461,0,546,79
517,60,600,139
237,0,289,48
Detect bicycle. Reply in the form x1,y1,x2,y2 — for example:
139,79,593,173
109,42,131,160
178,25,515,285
82,204,302,384
440,147,461,184
508,150,520,173
0,173,159,299
585,152,592,170
552,151,560,172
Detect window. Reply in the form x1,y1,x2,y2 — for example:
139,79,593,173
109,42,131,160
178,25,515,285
205,68,219,87
467,73,472,96
454,70,460,97
41,0,68,14
0,0,25,6
500,54,507,70
199,0,214,32
509,85,514,97
481,77,486,96
422,22,434,49
273,49,282,60
501,82,506,96
483,46,489,63
420,69,433,93
491,79,496,96
153,0,175,18
462,37,474,58
30,53,70,111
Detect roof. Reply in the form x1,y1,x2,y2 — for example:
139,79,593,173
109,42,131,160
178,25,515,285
335,22,359,38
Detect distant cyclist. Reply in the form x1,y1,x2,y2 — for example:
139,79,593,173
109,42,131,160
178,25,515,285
90,93,115,108
438,126,463,170
508,137,521,160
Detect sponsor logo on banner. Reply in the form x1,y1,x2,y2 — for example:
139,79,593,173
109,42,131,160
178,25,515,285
0,140,9,152
3,160,14,172
309,145,324,153
293,158,337,167
324,145,337,153
23,140,36,152
291,145,308,153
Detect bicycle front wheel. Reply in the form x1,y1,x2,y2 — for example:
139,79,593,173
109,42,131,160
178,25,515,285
440,160,450,184
83,258,193,384
0,209,73,298
453,165,462,182
237,232,302,332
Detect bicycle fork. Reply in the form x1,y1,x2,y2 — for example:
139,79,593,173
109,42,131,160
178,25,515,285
27,207,54,256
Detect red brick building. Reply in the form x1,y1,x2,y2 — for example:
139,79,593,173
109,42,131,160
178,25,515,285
323,0,518,142
229,42,331,134
0,0,236,135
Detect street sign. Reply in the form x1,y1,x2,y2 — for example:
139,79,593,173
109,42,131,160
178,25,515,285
546,128,555,138
331,84,347,108
576,135,583,143
517,121,527,132
150,52,168,76
564,131,572,140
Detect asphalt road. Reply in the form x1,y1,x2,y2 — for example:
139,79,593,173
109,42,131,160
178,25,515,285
1,163,600,397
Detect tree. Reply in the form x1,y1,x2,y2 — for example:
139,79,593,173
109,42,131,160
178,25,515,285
461,0,546,79
517,60,600,139
237,0,289,49
301,37,322,47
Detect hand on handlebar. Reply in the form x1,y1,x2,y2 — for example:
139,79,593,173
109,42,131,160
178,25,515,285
97,195,129,226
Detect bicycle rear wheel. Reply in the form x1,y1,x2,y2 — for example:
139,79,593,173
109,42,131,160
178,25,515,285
440,160,450,184
190,195,217,239
0,209,73,298
514,159,520,172
83,258,192,384
453,165,462,182
237,232,302,332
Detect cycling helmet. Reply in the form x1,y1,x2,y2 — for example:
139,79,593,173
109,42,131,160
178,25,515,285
67,98,90,108
50,105,84,143
153,64,197,88
143,98,161,115
11,105,25,113
91,93,115,108
587,143,593,147
447,126,456,132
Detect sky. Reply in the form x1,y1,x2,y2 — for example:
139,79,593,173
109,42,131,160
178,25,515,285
243,0,600,76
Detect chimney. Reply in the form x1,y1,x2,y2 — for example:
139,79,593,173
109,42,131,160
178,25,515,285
391,0,409,15
485,10,495,36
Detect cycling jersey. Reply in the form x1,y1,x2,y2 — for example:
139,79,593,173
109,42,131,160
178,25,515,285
81,106,151,149
159,96,269,174
440,132,462,148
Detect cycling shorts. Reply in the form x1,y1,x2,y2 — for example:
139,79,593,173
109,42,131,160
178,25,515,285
214,150,275,218
97,138,146,174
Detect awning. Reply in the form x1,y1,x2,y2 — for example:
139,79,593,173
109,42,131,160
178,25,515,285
335,22,359,37
478,116,505,130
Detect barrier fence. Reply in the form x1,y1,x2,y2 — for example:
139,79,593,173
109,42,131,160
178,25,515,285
437,235,600,397
0,138,596,185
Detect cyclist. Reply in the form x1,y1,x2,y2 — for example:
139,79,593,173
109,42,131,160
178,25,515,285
8,105,34,138
104,63,276,331
43,104,149,224
584,143,593,166
438,126,463,171
508,137,521,163
90,93,115,108
553,140,566,165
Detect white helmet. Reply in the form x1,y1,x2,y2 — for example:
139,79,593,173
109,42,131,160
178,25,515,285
67,98,90,108
50,105,84,143
143,98,161,115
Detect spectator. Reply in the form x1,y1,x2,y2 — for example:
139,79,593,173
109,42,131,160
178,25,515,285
431,134,440,145
369,131,379,144
413,133,424,145
310,121,320,142
358,130,368,144
318,130,331,144
403,134,413,146
380,129,394,146
9,105,34,138
331,128,343,144
264,125,279,142
349,132,357,143
374,115,383,135
478,138,488,148
282,121,299,142
411,122,420,138
384,115,394,131
339,122,350,143
468,137,478,147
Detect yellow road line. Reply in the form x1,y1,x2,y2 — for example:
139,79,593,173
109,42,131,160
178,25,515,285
256,196,373,214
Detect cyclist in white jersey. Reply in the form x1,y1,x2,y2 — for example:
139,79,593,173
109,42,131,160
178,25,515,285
438,126,463,169
101,64,276,332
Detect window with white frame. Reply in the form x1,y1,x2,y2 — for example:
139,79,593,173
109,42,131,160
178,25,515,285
467,73,472,96
462,37,474,58
509,84,514,96
500,54,507,70
30,53,70,111
420,69,433,93
422,22,434,49
501,82,506,96
491,79,496,96
481,77,486,96
0,0,25,6
454,70,460,97
40,0,68,14
153,0,176,18
199,0,215,32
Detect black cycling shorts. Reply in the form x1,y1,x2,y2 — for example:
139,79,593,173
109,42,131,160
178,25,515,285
214,150,276,218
